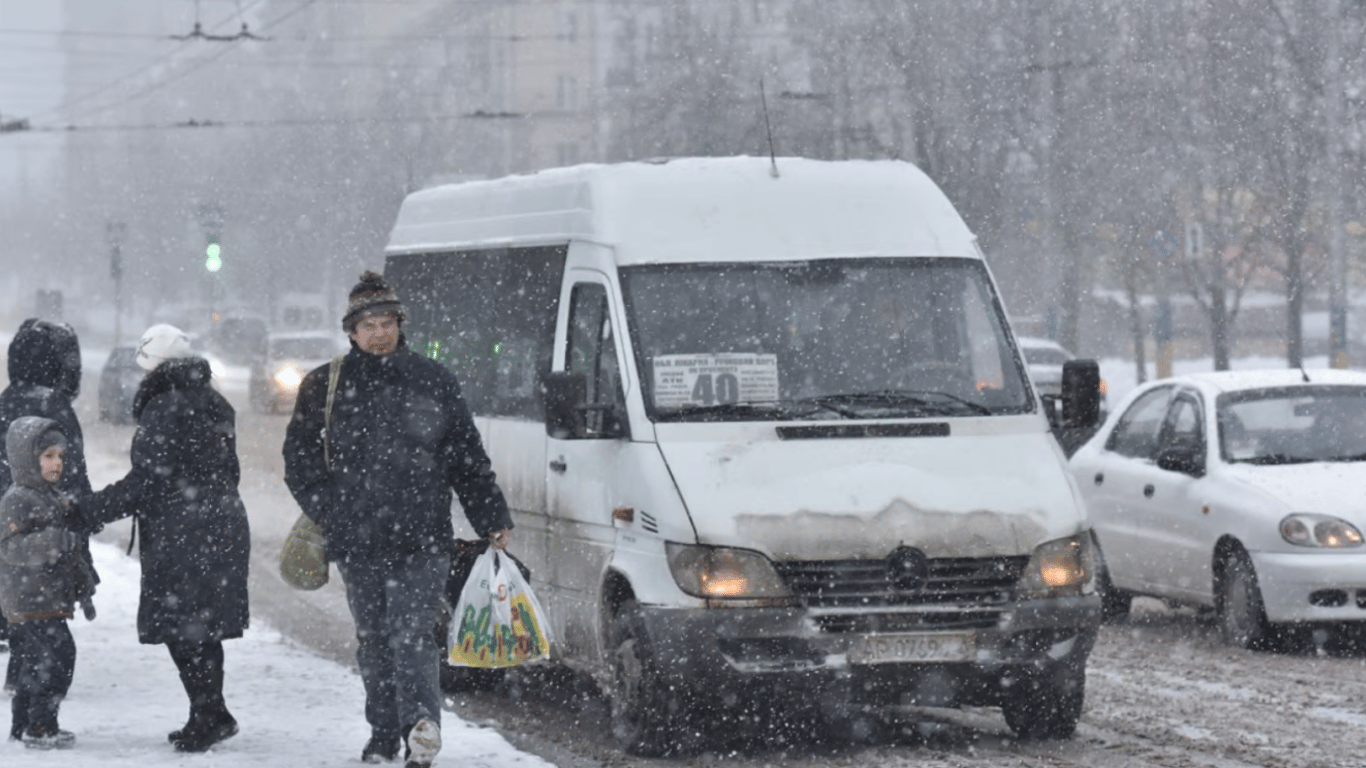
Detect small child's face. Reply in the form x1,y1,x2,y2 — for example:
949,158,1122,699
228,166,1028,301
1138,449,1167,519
39,445,64,485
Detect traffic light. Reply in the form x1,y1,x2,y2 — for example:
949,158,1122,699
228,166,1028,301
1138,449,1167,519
205,238,222,272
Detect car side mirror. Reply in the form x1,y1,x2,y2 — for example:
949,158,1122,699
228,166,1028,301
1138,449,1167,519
542,371,587,438
1061,359,1101,429
540,371,627,440
1156,443,1205,477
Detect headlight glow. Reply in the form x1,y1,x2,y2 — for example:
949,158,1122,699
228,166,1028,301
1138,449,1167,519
1017,533,1094,598
665,542,796,606
1280,514,1364,548
273,366,303,390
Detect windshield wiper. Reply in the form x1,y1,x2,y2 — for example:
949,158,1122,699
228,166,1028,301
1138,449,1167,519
810,390,992,416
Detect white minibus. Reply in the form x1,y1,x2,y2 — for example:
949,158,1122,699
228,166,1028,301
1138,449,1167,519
383,156,1101,754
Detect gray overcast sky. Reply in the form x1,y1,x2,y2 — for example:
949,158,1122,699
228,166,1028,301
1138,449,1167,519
0,1,63,192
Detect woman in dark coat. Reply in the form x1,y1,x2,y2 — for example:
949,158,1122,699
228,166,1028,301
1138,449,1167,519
90,324,250,753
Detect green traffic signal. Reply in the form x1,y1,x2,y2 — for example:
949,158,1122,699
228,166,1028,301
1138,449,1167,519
205,241,222,272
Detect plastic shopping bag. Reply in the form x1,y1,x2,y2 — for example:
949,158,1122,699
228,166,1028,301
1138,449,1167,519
448,549,551,668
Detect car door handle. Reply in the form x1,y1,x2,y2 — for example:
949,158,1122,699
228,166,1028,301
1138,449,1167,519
1093,472,1104,486
549,456,567,474
1143,483,1155,498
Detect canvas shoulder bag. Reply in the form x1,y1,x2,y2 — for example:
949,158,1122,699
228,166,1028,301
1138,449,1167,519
279,355,344,591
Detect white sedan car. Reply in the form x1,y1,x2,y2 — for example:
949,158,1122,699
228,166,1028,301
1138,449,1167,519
1070,369,1366,649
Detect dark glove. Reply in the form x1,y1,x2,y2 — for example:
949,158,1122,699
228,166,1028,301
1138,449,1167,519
81,600,97,621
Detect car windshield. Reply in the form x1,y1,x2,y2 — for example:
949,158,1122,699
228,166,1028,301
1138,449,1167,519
1219,385,1366,464
270,337,336,360
619,258,1033,421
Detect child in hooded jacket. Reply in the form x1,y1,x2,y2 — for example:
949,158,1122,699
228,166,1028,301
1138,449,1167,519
0,416,96,750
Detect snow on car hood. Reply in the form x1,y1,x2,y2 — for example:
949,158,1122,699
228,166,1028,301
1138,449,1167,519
1221,461,1366,521
654,420,1082,560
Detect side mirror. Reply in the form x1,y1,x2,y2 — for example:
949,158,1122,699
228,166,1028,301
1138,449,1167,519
541,371,587,438
1061,359,1101,429
1156,443,1205,477
540,371,629,440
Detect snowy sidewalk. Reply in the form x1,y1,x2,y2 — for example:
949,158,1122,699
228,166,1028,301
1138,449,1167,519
1,540,555,767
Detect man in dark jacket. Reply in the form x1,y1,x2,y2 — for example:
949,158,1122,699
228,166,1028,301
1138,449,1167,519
283,271,513,768
0,319,96,700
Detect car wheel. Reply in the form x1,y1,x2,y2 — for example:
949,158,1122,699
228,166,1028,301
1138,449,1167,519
1094,543,1132,623
610,600,693,756
1218,548,1272,650
1001,660,1085,740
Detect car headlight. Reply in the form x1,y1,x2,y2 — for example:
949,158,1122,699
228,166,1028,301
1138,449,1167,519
665,542,796,607
1280,514,1365,548
1016,533,1094,598
273,366,304,390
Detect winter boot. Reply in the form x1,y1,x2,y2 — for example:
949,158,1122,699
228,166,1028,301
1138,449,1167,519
22,726,76,750
172,709,238,753
362,734,401,763
403,719,441,768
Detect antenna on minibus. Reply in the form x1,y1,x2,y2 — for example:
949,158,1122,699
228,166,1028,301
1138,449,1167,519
759,79,780,178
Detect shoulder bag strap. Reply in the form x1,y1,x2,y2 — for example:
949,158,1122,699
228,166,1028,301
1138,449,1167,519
324,354,344,471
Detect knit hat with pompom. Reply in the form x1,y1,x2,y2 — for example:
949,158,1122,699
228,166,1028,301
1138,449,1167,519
342,270,406,333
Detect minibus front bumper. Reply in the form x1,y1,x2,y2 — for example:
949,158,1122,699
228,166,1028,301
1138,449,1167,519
633,594,1100,708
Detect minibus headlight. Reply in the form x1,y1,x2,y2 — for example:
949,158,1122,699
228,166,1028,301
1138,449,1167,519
665,542,796,606
1016,533,1094,598
1280,514,1364,548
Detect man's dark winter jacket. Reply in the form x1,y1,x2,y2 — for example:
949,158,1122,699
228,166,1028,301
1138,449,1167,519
0,416,96,622
282,338,512,561
0,319,91,507
91,358,250,645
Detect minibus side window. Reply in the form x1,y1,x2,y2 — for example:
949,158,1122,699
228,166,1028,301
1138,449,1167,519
566,283,625,438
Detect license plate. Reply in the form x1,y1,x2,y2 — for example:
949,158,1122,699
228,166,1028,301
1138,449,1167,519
848,633,974,664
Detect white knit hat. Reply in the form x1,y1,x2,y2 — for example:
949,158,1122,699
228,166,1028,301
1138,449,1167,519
136,323,194,371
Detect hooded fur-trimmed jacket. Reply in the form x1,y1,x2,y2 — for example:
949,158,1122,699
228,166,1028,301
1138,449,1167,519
0,416,96,622
90,357,251,644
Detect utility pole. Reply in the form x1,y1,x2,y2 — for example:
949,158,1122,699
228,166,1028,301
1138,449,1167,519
106,221,127,346
1326,0,1349,368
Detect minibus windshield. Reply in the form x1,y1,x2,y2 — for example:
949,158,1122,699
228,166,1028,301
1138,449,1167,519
620,258,1034,421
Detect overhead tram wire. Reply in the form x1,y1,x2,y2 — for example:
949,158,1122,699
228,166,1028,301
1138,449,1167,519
4,110,525,137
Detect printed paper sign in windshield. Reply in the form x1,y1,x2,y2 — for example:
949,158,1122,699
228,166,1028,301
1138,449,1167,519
652,353,779,409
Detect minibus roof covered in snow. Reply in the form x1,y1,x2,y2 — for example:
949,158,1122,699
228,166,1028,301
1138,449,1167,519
384,156,980,266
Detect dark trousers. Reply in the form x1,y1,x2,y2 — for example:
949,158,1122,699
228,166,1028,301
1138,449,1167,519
166,640,228,719
337,551,450,741
9,618,76,738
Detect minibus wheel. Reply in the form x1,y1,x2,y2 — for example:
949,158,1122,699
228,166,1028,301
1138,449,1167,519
609,601,691,756
1001,662,1085,740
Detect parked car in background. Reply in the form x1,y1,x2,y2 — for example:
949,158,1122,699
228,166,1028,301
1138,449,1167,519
97,345,142,424
249,330,343,414
1070,369,1366,650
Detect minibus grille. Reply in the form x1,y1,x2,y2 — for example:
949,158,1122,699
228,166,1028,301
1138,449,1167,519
774,556,1029,632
